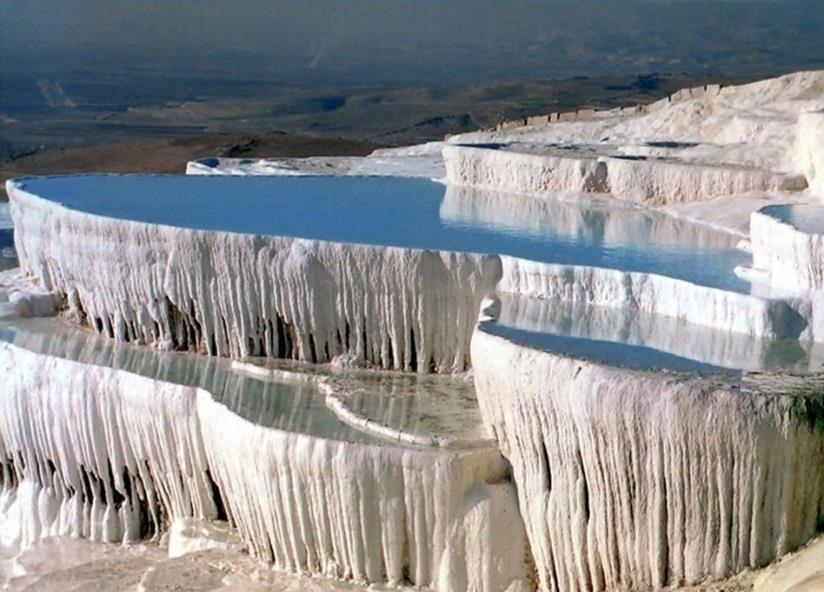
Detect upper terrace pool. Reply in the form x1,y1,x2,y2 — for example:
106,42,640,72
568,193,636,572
16,175,750,292
761,204,824,234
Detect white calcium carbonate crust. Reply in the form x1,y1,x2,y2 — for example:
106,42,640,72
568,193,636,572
0,343,218,548
0,340,533,592
443,144,607,194
7,180,501,373
601,156,806,205
793,111,824,193
497,256,807,339
444,71,824,212
185,142,446,180
750,207,824,292
471,326,824,592
197,391,532,590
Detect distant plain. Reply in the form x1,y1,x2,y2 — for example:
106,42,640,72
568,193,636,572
2,0,823,196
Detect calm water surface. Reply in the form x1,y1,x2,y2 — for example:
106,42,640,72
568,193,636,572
19,175,751,292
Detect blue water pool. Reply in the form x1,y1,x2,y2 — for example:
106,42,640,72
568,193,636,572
0,229,16,271
762,204,824,234
0,202,11,230
17,175,751,292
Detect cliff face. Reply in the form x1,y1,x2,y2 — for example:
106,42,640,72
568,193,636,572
471,326,824,592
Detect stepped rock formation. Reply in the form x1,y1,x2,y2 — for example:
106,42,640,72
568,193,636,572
0,328,533,591
3,70,824,592
445,71,824,211
471,325,824,592
751,204,824,291
7,182,500,373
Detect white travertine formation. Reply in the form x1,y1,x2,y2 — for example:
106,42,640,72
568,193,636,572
752,536,824,592
168,517,245,559
186,142,446,179
198,393,530,589
7,181,500,373
0,343,219,548
10,176,824,370
443,144,607,194
0,268,60,320
445,71,824,210
443,145,806,206
471,326,824,592
794,110,824,193
495,294,824,373
0,337,533,592
751,206,824,291
497,256,804,339
323,388,495,449
601,156,806,205
4,70,824,592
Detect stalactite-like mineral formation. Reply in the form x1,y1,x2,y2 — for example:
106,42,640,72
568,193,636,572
471,324,824,592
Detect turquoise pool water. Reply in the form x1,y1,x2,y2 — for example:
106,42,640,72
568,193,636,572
762,204,824,234
17,175,751,292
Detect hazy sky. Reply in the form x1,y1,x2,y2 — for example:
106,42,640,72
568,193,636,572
2,0,823,86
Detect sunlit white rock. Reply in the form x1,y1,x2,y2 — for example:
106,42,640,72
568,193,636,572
601,155,806,205
445,71,824,219
471,323,824,592
793,110,824,193
751,204,824,290
168,517,245,559
443,144,607,194
0,327,532,591
497,256,805,339
7,181,499,373
186,142,446,179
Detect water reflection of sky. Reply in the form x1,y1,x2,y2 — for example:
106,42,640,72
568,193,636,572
763,204,824,235
20,175,751,292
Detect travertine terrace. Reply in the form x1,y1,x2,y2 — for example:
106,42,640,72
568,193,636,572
2,71,824,591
